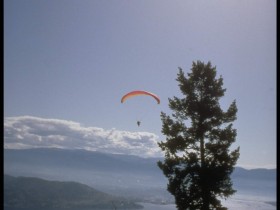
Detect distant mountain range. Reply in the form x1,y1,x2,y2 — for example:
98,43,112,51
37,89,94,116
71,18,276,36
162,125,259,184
4,148,276,203
4,174,143,210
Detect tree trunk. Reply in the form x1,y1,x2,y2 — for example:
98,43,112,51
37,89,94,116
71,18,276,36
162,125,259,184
200,135,209,210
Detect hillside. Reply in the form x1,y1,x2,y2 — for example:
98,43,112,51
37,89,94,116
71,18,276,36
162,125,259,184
4,174,143,210
4,148,276,203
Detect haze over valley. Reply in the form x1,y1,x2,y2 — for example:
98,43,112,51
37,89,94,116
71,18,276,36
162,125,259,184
4,148,276,209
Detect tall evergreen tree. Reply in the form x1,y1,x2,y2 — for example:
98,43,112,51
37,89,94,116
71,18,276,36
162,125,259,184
158,61,240,210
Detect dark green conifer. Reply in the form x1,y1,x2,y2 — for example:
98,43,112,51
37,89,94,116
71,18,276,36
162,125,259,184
158,61,240,210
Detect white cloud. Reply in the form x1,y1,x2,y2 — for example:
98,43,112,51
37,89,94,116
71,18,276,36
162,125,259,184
4,116,163,157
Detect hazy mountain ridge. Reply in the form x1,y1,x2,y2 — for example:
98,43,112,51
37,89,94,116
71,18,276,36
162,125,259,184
231,167,276,179
4,148,276,203
4,174,143,210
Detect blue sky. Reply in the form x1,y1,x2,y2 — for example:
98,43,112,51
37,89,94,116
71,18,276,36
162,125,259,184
4,0,276,169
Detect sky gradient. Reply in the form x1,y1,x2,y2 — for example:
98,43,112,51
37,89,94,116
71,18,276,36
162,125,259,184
4,0,276,169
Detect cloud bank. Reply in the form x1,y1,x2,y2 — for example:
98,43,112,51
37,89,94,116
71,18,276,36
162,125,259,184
4,116,163,157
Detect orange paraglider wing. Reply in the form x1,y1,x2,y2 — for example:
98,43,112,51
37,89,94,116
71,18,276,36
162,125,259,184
121,90,160,104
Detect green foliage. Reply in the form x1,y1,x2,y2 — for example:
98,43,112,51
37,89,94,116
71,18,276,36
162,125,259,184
158,61,240,210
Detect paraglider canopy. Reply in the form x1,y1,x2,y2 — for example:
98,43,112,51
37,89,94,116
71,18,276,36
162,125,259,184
121,90,160,127
121,90,160,104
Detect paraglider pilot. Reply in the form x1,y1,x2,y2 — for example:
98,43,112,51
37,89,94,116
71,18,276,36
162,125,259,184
137,121,141,127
